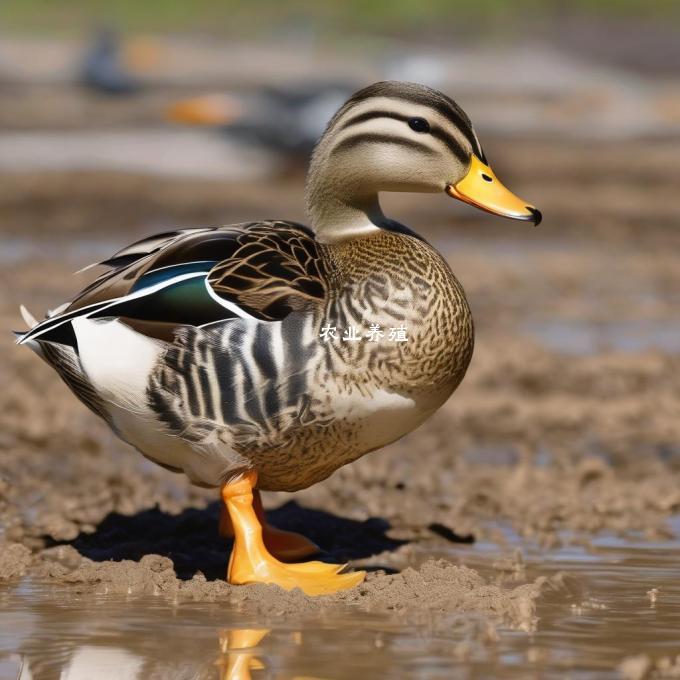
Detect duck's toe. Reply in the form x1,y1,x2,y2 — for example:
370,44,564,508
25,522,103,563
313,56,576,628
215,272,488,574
262,525,321,562
284,560,347,574
230,557,365,597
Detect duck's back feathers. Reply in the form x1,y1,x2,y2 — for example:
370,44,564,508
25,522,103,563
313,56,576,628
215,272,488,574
18,221,327,347
207,222,326,321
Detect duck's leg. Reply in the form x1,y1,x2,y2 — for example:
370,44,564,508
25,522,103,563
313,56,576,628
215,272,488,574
219,482,342,576
219,490,320,561
221,471,365,596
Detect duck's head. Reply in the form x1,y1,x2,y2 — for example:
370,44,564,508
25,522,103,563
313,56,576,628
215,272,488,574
306,81,541,243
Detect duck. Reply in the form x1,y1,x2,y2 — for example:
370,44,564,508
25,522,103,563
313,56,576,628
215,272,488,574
17,81,541,596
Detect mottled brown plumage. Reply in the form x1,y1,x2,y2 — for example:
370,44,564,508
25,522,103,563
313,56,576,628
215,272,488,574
323,230,473,393
234,228,474,490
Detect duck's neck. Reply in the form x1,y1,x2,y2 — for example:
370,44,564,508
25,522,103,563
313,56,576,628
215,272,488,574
305,158,385,244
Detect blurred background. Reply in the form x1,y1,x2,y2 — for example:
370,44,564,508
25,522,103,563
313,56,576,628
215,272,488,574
1,0,680,239
2,1,680,678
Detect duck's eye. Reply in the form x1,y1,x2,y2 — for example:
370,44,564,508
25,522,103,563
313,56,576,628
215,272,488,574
408,117,430,133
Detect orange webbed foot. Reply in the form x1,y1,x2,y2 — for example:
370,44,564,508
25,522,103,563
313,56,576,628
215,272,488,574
220,472,365,597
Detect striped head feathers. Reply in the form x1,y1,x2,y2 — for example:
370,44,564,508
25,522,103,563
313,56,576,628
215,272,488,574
306,81,541,243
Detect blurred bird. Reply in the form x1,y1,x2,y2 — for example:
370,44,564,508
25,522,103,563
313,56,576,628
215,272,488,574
167,82,355,157
80,27,160,95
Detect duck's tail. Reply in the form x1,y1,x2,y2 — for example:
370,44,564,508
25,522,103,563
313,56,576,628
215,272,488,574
14,304,38,345
15,304,111,421
19,304,39,329
14,305,47,360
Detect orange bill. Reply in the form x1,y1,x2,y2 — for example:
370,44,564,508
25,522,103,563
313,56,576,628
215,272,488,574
446,155,542,225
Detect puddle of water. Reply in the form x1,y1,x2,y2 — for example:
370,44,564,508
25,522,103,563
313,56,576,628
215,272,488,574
523,318,680,354
430,515,680,677
0,583,482,680
2,519,679,679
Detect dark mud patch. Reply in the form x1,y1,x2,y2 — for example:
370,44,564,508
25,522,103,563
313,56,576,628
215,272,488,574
52,501,406,581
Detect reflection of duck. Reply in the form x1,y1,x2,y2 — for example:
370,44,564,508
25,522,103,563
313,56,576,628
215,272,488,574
50,646,143,680
217,629,328,680
80,27,159,95
218,629,268,680
18,644,146,680
167,82,354,157
19,81,541,596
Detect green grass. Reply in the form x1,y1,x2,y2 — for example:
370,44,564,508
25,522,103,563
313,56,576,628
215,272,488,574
0,0,677,36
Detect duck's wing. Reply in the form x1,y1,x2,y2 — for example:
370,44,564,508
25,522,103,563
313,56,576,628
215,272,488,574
207,222,326,321
17,221,327,347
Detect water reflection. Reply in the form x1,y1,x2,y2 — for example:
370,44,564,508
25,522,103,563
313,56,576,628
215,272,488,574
215,628,328,680
26,645,144,679
217,628,269,680
11,623,328,680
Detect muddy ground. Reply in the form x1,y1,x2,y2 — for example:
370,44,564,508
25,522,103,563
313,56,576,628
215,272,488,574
1,42,680,678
